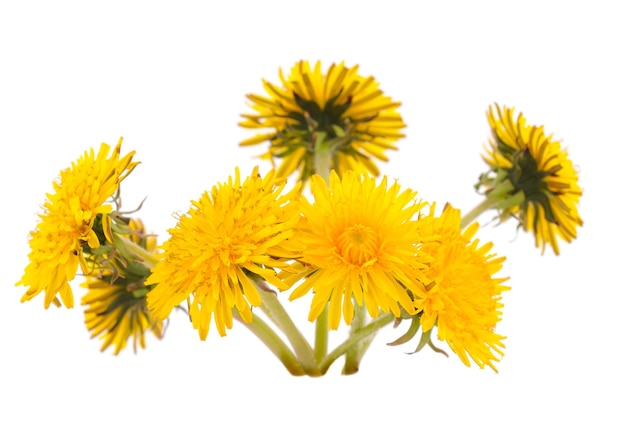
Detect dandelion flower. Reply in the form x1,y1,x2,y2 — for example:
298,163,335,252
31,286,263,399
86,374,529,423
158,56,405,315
146,167,301,340
479,104,583,254
286,170,430,330
17,138,138,308
418,204,509,372
239,60,405,181
82,219,163,354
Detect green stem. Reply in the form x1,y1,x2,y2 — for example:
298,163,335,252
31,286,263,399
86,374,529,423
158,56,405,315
466,172,529,229
344,326,377,375
253,281,321,376
233,312,305,376
311,133,333,369
320,312,395,375
342,302,366,375
461,184,526,229
118,235,158,269
460,197,493,229
314,304,329,364
313,132,332,182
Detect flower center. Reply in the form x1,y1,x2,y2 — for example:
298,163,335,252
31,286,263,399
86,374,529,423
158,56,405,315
215,236,236,267
337,224,378,266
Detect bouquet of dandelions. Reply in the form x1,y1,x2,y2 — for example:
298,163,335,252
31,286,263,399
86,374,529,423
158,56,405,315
16,61,583,376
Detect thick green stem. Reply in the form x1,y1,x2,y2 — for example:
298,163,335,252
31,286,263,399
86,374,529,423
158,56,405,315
311,133,333,369
233,312,305,376
466,173,528,229
342,302,366,375
343,327,377,375
320,312,395,375
254,281,321,376
460,197,494,229
313,132,333,182
314,304,329,363
118,235,158,269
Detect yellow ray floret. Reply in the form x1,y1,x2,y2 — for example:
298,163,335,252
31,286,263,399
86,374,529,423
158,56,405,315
146,167,302,340
17,138,138,308
285,170,431,329
418,204,509,372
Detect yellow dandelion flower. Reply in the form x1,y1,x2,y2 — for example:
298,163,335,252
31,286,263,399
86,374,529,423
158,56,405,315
418,204,509,372
82,219,163,354
239,60,405,181
479,104,583,254
17,138,138,309
286,170,430,330
145,167,301,340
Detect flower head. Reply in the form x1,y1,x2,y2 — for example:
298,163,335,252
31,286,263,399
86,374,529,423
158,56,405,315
285,170,431,330
146,167,301,340
82,219,163,354
17,138,138,308
239,60,405,181
411,204,509,372
478,104,583,254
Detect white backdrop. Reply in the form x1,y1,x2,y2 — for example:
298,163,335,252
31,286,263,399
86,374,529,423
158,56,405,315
1,1,623,443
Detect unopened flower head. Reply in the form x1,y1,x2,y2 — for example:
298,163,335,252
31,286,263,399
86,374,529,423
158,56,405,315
478,104,583,254
239,60,405,181
415,204,509,372
285,170,430,330
17,138,138,308
146,167,302,340
82,219,163,355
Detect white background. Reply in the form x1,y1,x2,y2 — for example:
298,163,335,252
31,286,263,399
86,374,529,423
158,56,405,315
1,1,623,443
